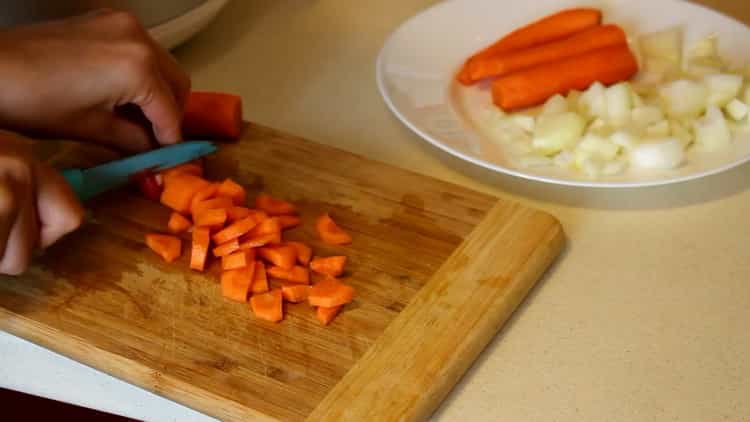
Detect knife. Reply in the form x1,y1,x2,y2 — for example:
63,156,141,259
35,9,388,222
61,141,217,201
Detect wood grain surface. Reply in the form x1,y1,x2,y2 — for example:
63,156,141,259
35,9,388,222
0,124,563,421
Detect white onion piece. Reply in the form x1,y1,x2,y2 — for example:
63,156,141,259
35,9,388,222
630,138,684,169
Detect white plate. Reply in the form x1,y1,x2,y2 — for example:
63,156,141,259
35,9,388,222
376,0,750,187
149,0,228,50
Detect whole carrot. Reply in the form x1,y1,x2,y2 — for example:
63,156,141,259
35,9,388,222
464,24,627,83
457,8,602,84
491,44,639,111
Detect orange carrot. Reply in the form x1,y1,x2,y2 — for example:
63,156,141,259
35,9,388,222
161,162,204,185
239,233,281,249
255,193,296,216
258,245,297,270
464,24,627,83
192,197,234,217
286,241,312,265
212,216,258,244
213,239,240,257
316,306,342,326
222,249,255,271
183,92,243,140
217,179,246,205
310,256,347,277
281,284,310,303
492,44,639,111
226,206,251,222
277,215,301,230
246,217,281,239
246,209,269,223
308,278,355,308
145,233,181,263
167,212,191,234
251,261,269,294
160,174,211,214
221,263,255,302
250,289,283,322
267,265,310,284
457,8,602,84
194,208,228,229
190,227,211,271
189,183,219,214
316,213,352,245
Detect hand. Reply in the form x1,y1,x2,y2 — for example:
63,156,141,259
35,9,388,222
0,9,191,152
0,136,83,275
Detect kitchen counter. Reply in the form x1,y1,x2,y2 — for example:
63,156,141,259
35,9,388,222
2,0,750,420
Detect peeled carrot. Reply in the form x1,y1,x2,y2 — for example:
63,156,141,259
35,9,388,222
258,245,297,270
308,278,355,308
161,162,203,185
316,213,352,245
267,265,310,284
192,197,234,217
464,24,627,83
145,233,181,263
250,289,283,323
194,208,228,229
160,174,211,214
457,8,603,84
277,215,301,230
190,227,211,271
217,179,246,205
310,256,347,277
316,306,342,326
221,263,255,302
239,233,281,249
212,216,258,244
167,212,191,234
255,194,296,216
492,44,638,111
281,284,310,303
224,207,248,223
246,209,269,223
189,183,219,214
183,92,243,140
246,217,281,239
251,261,269,294
286,241,312,265
222,249,255,271
213,238,240,257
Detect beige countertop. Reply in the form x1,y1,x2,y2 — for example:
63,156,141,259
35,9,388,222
172,1,750,420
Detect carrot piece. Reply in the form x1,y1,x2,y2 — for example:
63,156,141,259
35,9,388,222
167,212,191,234
192,196,234,217
250,289,283,322
491,44,638,111
286,241,312,265
267,265,310,284
310,256,347,277
226,206,252,222
246,209,269,223
246,217,281,238
308,278,355,308
281,284,310,303
183,92,243,140
277,215,301,230
145,233,181,263
189,183,220,214
316,306,342,326
239,233,281,250
213,239,240,257
464,24,627,83
258,245,297,270
457,8,602,84
316,213,352,245
190,227,211,271
160,174,211,214
251,261,269,294
160,162,204,185
221,263,255,302
194,208,228,229
255,193,296,216
217,179,246,205
222,249,256,271
212,216,258,244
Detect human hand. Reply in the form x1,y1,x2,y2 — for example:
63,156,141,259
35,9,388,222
0,9,191,152
0,136,83,275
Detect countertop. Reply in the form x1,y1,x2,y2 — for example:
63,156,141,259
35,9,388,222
2,1,750,420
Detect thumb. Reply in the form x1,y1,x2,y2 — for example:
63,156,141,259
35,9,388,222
35,163,84,249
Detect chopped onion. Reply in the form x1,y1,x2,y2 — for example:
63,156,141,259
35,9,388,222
630,138,684,169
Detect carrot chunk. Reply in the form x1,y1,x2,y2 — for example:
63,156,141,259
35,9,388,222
286,241,312,265
251,261,269,294
194,208,228,229
246,217,281,239
226,206,251,222
221,263,255,302
192,196,234,217
308,278,355,308
189,183,219,214
258,245,297,270
160,162,204,185
212,216,258,244
145,233,181,263
213,239,240,257
281,284,310,303
160,174,210,214
183,92,243,140
217,179,246,205
316,213,352,245
255,193,296,216
222,249,256,271
190,227,211,271
277,215,301,230
316,306,342,326
310,255,347,277
267,265,310,284
167,212,191,234
250,289,283,322
239,233,281,249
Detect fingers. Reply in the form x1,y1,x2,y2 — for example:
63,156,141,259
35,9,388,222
61,110,154,153
0,177,19,260
35,164,84,249
149,39,191,110
131,69,183,146
0,177,37,275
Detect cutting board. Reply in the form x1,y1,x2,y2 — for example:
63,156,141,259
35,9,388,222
0,124,564,421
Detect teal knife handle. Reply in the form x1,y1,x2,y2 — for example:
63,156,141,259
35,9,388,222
61,168,89,201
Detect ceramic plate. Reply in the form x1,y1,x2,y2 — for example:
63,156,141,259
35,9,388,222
376,0,750,187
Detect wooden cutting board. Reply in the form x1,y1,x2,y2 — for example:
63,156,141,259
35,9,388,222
0,124,564,421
